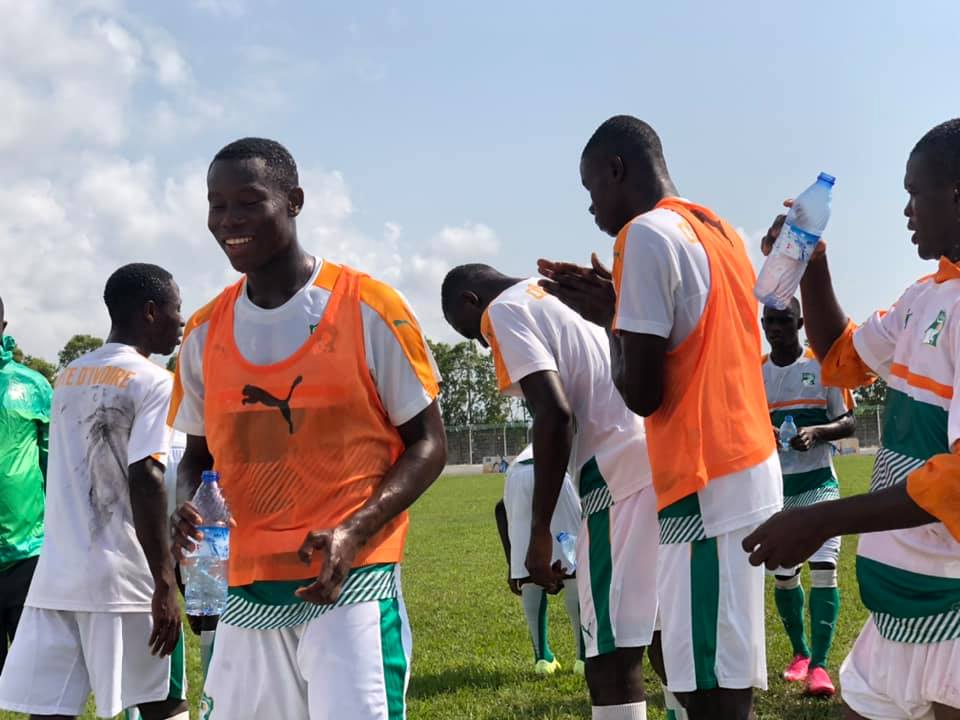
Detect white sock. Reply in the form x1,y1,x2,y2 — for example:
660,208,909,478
562,578,584,659
200,629,216,677
521,583,550,660
165,713,190,720
592,702,647,719
663,690,689,720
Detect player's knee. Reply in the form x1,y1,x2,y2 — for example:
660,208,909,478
774,570,802,590
585,647,646,704
137,698,189,720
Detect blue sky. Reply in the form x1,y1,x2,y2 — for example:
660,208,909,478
2,0,956,359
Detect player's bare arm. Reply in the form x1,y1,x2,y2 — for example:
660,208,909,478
518,370,572,592
129,456,181,658
295,400,446,605
790,412,855,452
743,484,938,570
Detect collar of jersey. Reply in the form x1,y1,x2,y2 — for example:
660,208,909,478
0,335,15,368
934,256,960,283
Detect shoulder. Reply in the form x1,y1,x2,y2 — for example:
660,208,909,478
357,273,420,329
624,208,695,248
12,362,53,394
183,293,222,341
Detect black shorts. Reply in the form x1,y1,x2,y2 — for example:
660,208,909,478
1,556,38,627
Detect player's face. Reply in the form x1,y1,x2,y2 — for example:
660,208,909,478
443,295,485,346
580,153,626,237
150,282,184,357
762,306,800,349
904,151,960,261
207,158,302,274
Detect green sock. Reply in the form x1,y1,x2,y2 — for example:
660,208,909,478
809,586,840,669
537,590,555,662
774,585,810,658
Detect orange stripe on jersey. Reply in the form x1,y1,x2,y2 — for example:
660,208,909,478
480,310,512,391
611,227,628,329
890,363,954,400
167,295,219,427
934,256,960,284
768,398,828,410
357,274,440,399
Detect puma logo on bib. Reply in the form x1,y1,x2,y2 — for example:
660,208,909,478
241,376,303,434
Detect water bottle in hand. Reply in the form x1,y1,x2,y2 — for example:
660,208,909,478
755,172,835,309
183,470,230,616
556,532,577,573
779,416,799,453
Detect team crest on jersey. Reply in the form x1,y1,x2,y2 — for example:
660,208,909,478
801,372,816,387
922,310,947,347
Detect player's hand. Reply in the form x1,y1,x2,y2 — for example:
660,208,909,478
525,526,565,591
508,576,522,596
537,254,616,329
742,507,830,570
149,580,182,657
761,199,827,261
295,525,362,605
170,501,203,562
790,427,819,452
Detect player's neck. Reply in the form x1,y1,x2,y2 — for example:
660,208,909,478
483,276,525,303
106,328,150,358
630,176,680,218
770,342,803,367
245,242,316,310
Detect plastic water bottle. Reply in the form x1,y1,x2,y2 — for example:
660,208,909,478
556,532,577,572
183,470,230,616
779,415,799,453
755,172,836,309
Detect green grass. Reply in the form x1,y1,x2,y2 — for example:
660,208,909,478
2,455,873,719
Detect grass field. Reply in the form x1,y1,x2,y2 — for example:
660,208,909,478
1,455,873,719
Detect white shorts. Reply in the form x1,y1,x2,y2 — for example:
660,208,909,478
771,534,842,578
504,465,581,580
840,617,960,719
658,523,767,693
0,607,186,718
202,595,412,720
576,485,659,659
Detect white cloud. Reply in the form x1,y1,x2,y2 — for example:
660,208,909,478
191,0,245,17
430,222,500,258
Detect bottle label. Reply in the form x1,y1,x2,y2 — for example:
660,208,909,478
198,526,230,560
777,223,820,262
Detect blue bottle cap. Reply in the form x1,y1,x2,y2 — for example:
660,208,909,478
785,415,794,423
817,172,836,186
201,470,220,484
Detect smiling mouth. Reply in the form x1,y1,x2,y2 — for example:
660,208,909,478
223,236,252,248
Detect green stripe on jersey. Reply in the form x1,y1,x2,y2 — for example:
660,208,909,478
782,484,839,509
881,387,949,461
587,508,616,655
690,537,720,690
782,466,837,497
770,408,831,429
857,556,960,619
221,563,398,629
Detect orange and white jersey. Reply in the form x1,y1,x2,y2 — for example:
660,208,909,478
169,259,440,436
612,199,781,537
481,279,651,505
27,343,173,613
822,258,960,643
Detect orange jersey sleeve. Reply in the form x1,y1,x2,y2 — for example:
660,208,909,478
819,319,878,389
907,449,960,542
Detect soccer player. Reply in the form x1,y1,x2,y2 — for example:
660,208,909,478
493,444,584,675
169,138,446,720
761,299,855,697
745,119,960,718
0,265,187,720
442,264,670,720
0,295,52,672
539,115,782,720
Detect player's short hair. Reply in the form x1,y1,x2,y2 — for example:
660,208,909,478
582,115,667,170
912,119,960,186
441,263,500,314
103,263,175,325
763,297,801,318
210,137,299,192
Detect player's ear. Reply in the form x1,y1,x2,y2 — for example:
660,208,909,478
797,316,805,331
462,290,481,308
610,155,625,183
288,187,304,217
